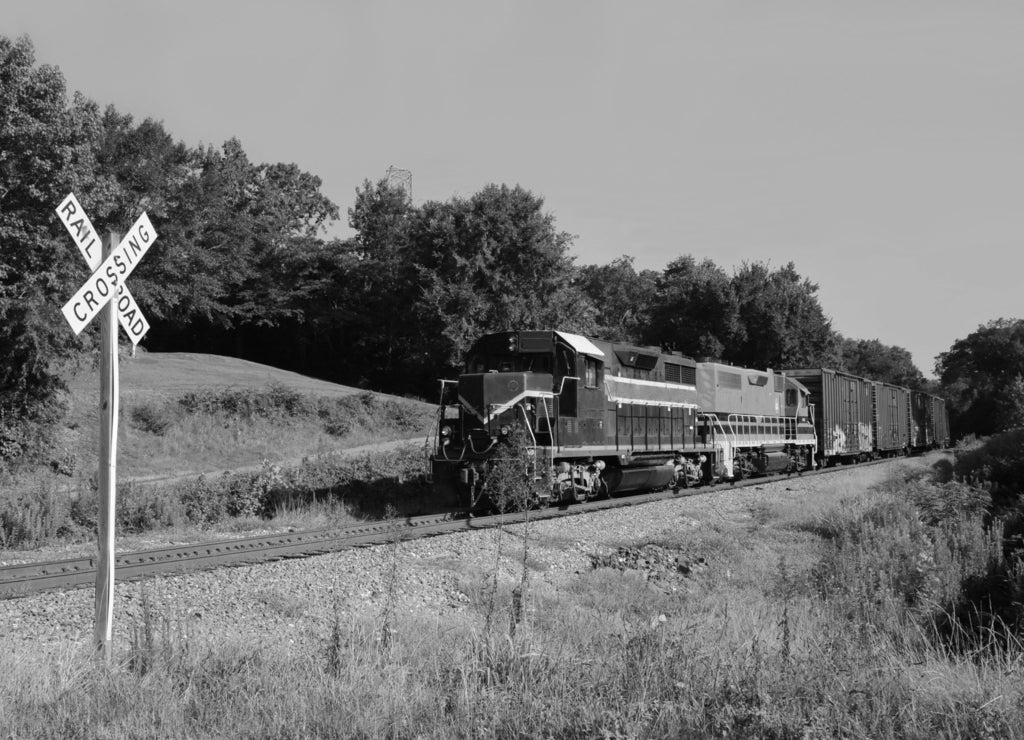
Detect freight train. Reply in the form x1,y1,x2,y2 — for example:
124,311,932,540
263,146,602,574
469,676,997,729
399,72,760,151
429,330,950,509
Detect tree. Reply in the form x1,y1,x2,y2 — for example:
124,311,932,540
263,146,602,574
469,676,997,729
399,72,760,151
410,184,596,383
340,178,421,390
576,256,658,343
730,261,839,369
94,109,197,326
643,256,741,359
136,137,339,344
936,318,1024,437
96,108,191,229
0,35,108,471
839,337,926,388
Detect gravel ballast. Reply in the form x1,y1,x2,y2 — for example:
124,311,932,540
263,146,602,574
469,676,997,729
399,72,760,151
0,459,930,658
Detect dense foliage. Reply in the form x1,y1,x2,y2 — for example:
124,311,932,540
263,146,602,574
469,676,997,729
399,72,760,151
937,318,1024,437
7,31,1018,473
0,36,104,472
839,338,927,390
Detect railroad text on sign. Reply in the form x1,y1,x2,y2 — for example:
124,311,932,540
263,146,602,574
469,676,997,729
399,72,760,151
56,194,151,344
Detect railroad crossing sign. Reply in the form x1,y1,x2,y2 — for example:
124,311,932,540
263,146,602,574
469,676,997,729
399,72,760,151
57,194,156,343
55,193,158,660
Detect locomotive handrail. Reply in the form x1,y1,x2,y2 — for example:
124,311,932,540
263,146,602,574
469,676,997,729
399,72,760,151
536,396,555,471
728,413,773,441
433,379,468,463
517,401,553,486
703,413,735,446
517,403,539,449
556,375,580,395
468,434,497,454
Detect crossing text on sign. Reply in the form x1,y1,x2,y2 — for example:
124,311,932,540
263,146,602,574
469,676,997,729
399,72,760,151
56,194,151,344
60,212,157,335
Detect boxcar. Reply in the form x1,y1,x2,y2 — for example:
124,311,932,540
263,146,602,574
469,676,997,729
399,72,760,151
909,390,933,449
872,381,911,456
931,395,951,448
787,368,874,465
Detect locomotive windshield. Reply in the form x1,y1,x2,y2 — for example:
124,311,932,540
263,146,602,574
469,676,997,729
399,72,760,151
464,353,554,375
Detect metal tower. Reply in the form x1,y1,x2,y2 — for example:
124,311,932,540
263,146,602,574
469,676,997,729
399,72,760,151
385,165,412,200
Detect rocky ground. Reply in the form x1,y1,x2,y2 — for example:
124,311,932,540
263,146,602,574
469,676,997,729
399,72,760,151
0,458,929,661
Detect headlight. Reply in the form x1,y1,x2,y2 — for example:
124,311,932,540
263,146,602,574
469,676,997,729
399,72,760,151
440,426,452,437
499,425,511,436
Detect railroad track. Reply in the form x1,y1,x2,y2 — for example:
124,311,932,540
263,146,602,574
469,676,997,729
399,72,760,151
0,457,903,599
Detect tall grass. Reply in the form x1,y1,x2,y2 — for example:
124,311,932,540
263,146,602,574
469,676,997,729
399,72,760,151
3,383,437,550
3,450,1023,737
0,443,435,551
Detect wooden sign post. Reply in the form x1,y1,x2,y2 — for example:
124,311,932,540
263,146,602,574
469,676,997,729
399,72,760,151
56,194,157,659
96,232,119,659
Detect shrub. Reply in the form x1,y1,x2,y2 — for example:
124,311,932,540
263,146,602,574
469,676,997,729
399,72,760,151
179,475,226,526
0,413,62,477
901,477,991,527
480,425,534,512
72,479,185,534
954,429,1024,507
117,481,183,532
179,383,317,420
316,393,432,438
812,496,938,611
0,478,77,548
223,471,263,518
129,402,178,435
931,553,1024,654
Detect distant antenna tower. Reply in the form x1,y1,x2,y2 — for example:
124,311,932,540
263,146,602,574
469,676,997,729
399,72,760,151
386,165,412,200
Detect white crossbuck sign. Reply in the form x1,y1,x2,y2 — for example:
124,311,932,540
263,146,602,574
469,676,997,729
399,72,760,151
57,194,157,343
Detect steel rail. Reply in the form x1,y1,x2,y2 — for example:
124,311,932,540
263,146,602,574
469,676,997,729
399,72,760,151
0,456,904,600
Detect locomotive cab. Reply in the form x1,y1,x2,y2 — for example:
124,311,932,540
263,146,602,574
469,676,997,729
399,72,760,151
783,376,812,422
452,330,606,447
431,330,611,507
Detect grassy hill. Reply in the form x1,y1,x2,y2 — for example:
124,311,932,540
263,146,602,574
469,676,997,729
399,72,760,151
58,349,436,482
1,350,438,551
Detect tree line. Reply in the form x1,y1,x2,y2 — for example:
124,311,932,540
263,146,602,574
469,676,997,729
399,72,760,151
1,35,1019,472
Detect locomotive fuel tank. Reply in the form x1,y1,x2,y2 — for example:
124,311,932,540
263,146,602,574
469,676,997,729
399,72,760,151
602,461,677,494
757,446,793,474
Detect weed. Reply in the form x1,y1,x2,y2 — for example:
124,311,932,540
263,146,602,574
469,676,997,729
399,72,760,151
325,602,345,678
378,504,402,654
128,401,178,435
0,476,76,547
126,589,193,678
256,587,308,619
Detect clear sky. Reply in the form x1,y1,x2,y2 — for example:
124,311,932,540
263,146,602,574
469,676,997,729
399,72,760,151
7,1,1023,376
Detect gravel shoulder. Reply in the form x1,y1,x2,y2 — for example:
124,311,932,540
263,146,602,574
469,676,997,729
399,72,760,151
1,457,934,659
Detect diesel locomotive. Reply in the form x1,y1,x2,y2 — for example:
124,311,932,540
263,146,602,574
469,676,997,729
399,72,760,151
429,330,820,508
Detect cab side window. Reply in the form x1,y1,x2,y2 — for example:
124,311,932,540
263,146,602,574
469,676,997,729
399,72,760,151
585,357,602,387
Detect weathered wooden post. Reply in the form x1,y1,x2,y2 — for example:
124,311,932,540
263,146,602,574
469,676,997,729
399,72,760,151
94,231,119,659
